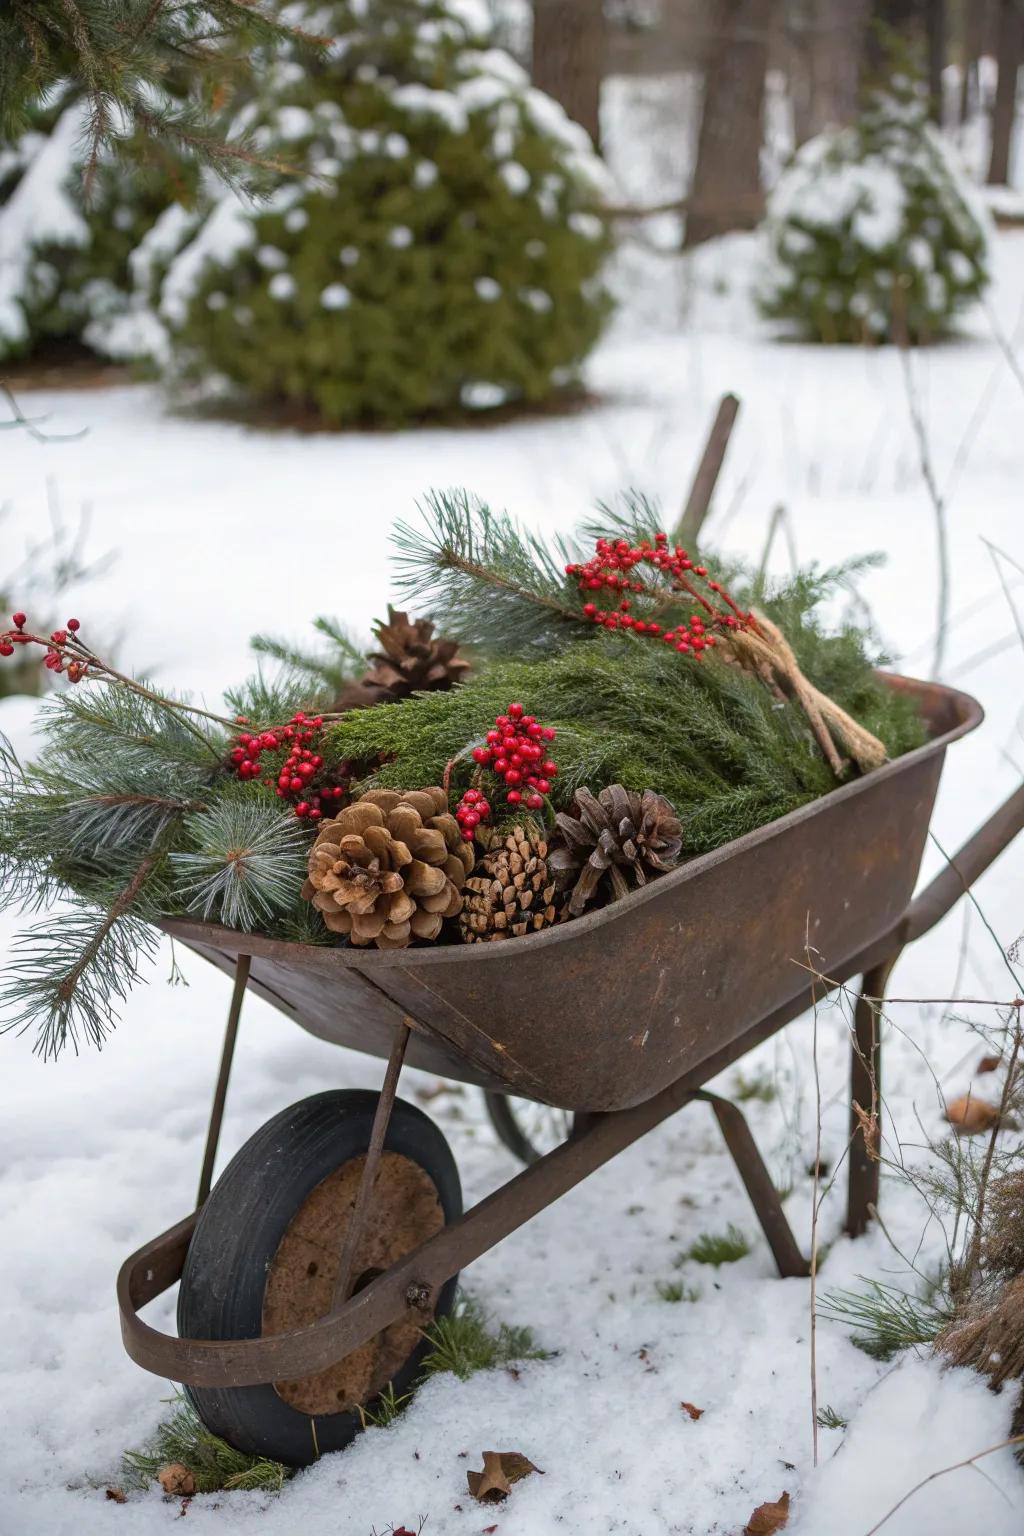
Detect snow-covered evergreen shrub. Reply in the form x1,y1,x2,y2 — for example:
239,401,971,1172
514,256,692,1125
151,0,613,425
757,84,991,344
0,95,186,364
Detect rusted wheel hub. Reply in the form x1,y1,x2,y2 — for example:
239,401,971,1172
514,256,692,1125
262,1151,445,1416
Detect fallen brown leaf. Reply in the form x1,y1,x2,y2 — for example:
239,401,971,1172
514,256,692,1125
977,1054,1002,1074
467,1450,542,1503
105,1487,127,1504
745,1491,790,1535
680,1401,704,1420
157,1463,196,1496
852,1100,881,1160
945,1093,1001,1135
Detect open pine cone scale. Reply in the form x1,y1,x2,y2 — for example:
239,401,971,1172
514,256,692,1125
549,786,683,918
303,787,474,949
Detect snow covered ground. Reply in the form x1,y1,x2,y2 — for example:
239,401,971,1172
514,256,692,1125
4,214,1024,1535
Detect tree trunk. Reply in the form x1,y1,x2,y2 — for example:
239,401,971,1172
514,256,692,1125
803,0,871,136
987,0,1023,183
959,0,990,124
531,0,606,148
926,0,946,121
863,0,924,80
684,0,774,248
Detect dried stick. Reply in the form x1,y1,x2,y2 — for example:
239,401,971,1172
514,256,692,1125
861,1434,1024,1536
897,342,950,679
963,1010,1021,1288
672,393,741,549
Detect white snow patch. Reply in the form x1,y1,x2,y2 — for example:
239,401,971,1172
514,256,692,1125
0,104,89,347
474,276,501,301
268,271,296,300
159,195,256,327
392,84,469,135
320,283,351,310
388,226,414,249
499,161,530,195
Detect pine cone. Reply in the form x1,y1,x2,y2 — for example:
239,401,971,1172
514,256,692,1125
336,606,470,710
459,823,560,943
302,786,475,948
548,786,683,917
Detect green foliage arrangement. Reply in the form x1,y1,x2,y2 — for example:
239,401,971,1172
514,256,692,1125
0,491,926,1059
149,0,612,425
757,80,991,344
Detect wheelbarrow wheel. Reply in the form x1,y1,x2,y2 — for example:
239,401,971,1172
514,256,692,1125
483,1091,581,1164
177,1089,461,1468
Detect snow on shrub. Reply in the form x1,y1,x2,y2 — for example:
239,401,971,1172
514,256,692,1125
148,0,613,425
0,95,182,364
757,82,991,344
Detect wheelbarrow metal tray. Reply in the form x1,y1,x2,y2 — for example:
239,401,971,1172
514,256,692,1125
162,676,981,1114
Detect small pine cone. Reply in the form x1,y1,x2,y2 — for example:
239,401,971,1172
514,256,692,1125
302,786,475,949
335,606,470,710
548,786,683,917
458,823,560,943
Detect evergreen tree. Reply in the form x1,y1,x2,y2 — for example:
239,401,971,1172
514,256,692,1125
144,0,613,425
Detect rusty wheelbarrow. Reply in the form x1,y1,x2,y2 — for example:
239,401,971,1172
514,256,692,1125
117,674,1024,1466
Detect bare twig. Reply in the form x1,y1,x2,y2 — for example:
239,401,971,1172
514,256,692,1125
897,344,950,678
963,1010,1021,1287
0,382,88,444
861,1434,1024,1536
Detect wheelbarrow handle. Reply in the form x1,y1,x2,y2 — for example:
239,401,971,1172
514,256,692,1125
902,781,1024,947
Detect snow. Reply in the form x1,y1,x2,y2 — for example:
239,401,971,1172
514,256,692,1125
159,195,257,326
392,84,470,135
3,75,1024,1536
0,103,89,348
320,283,352,310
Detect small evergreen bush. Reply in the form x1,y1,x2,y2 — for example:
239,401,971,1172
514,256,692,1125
151,0,613,424
0,94,188,364
757,81,991,344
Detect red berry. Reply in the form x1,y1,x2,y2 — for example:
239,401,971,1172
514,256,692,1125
461,829,475,842
542,759,557,775
486,729,501,745
508,702,524,720
507,790,522,804
308,808,322,820
462,810,480,828
526,793,543,810
542,727,556,741
493,758,508,775
463,789,481,804
472,747,491,765
504,769,522,786
582,602,597,617
536,778,551,795
12,612,26,628
50,629,67,645
295,801,309,816
0,642,13,657
290,776,303,792
67,618,80,631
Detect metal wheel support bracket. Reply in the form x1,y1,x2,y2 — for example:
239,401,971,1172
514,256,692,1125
196,954,251,1207
698,1091,810,1279
331,1018,412,1308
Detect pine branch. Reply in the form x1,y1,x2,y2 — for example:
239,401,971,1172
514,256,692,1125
0,854,162,1058
250,615,367,698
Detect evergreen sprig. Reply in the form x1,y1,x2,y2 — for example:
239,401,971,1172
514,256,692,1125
171,792,310,931
392,490,582,658
249,615,367,702
0,1,321,192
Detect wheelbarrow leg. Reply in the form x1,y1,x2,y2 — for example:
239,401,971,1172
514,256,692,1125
698,1091,810,1278
196,954,251,1206
846,956,898,1237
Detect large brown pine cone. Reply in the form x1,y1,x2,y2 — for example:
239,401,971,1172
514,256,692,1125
335,607,470,710
459,824,560,943
548,786,683,917
302,787,474,948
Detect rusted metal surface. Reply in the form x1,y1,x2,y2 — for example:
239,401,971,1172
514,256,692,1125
846,959,897,1237
162,676,983,1114
699,1092,810,1278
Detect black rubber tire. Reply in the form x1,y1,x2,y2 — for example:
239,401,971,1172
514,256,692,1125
483,1090,581,1164
178,1090,461,1467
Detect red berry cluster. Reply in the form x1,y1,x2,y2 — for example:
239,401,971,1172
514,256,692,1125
470,702,557,812
564,533,755,656
0,612,89,679
228,712,348,821
454,786,492,843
